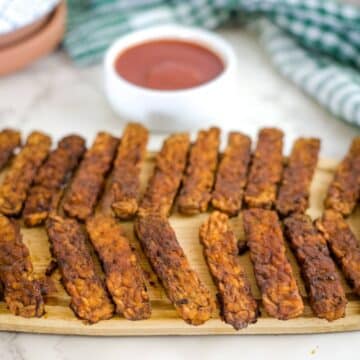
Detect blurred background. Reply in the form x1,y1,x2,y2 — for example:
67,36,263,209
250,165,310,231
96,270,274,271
0,0,359,155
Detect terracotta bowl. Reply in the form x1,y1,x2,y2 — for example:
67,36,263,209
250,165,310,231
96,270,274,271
0,1,66,76
0,13,51,48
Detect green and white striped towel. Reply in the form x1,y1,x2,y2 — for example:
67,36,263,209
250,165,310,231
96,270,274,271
65,0,360,127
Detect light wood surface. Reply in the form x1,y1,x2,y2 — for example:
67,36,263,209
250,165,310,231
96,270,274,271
0,156,359,336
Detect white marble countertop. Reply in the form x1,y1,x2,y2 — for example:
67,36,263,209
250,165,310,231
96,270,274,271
0,28,359,360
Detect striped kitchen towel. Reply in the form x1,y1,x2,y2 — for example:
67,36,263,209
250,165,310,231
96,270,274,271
65,0,360,127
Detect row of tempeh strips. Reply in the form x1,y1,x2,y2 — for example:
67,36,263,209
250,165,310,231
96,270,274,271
200,129,319,327
204,134,360,326
0,126,323,222
0,126,359,329
0,131,51,318
1,126,359,222
198,130,360,326
53,124,152,323
276,136,360,321
0,126,152,323
135,132,215,325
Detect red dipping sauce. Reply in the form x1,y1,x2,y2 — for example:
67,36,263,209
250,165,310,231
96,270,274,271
114,39,224,91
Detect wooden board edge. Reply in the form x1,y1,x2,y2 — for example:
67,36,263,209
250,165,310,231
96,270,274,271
0,316,359,336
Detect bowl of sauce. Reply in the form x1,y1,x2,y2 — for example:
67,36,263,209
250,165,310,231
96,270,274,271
104,25,239,131
114,39,224,91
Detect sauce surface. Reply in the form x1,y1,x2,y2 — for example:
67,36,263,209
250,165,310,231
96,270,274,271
114,40,224,91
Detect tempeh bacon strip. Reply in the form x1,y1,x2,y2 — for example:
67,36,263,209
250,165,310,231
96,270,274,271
0,215,44,317
0,131,51,216
316,210,360,296
0,129,21,170
276,138,320,216
178,127,220,214
199,211,258,329
86,213,151,320
106,123,148,219
284,213,347,321
242,209,304,319
46,215,114,323
63,132,118,221
324,137,360,216
134,215,214,325
23,135,86,227
138,133,190,217
86,128,151,320
211,132,251,216
244,128,284,209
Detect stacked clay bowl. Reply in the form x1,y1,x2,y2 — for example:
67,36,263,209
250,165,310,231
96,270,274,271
0,0,66,75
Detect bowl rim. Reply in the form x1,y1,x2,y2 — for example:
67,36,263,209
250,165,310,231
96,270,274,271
104,24,238,97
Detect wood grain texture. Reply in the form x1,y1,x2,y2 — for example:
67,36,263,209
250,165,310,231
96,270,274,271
0,156,359,336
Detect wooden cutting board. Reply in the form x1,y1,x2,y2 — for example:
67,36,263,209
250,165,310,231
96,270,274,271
0,156,359,336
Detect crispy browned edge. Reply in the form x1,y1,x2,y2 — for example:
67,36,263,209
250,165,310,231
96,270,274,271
46,214,114,323
138,133,190,217
0,215,44,317
134,215,214,325
23,135,86,227
0,131,51,216
284,213,347,321
63,132,118,221
316,210,360,297
324,137,360,216
199,211,258,329
276,138,320,216
178,127,220,214
101,123,149,219
242,209,304,319
211,132,251,216
0,129,21,170
244,128,284,209
86,213,151,320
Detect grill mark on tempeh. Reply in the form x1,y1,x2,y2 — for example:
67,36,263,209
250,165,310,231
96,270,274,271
211,132,251,216
63,132,118,221
199,211,258,330
178,127,220,214
242,209,304,320
284,213,347,321
324,137,360,216
138,133,190,218
134,215,214,325
23,135,86,227
46,215,114,323
0,215,44,317
0,129,21,170
316,210,360,297
0,131,51,216
276,138,320,216
86,214,151,320
105,123,148,219
244,128,284,209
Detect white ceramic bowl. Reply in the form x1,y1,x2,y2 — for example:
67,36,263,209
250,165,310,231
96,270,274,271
104,25,239,132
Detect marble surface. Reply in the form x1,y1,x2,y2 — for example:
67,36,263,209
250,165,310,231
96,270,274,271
0,28,359,360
